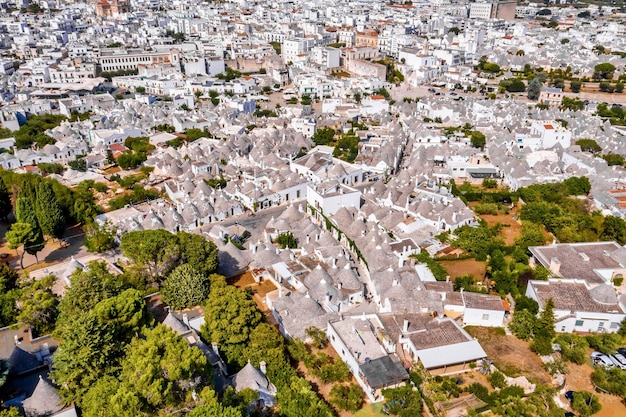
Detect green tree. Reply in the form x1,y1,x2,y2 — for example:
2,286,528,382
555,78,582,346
532,299,555,355
311,127,336,146
329,383,363,413
119,324,208,411
381,383,422,416
84,222,117,253
515,222,545,250
601,216,626,244
15,198,45,262
16,275,58,335
602,153,625,166
591,366,626,397
488,371,507,389
527,78,543,100
5,222,36,269
0,181,11,220
188,387,244,417
509,308,537,340
571,391,601,417
201,278,262,367
554,333,588,364
561,96,585,111
274,231,298,249
575,139,602,154
499,78,526,93
275,376,334,417
243,323,287,370
570,80,583,93
35,182,66,239
52,289,152,404
563,176,591,195
176,231,219,276
593,63,616,80
470,131,486,150
161,264,211,310
56,260,127,328
0,264,19,327
120,229,181,285
0,408,21,417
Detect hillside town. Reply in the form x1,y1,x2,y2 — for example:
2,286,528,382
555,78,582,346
0,0,626,416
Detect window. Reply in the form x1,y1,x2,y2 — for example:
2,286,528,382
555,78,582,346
575,320,584,327
610,322,620,329
482,314,489,321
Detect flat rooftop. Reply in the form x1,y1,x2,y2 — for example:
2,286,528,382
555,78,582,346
330,317,387,364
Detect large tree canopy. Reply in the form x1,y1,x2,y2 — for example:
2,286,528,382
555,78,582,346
161,264,211,310
201,277,262,367
120,230,219,287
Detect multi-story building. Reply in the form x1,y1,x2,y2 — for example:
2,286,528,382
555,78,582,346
97,48,182,73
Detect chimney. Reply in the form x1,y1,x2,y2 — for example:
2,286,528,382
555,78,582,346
332,258,337,268
549,257,561,274
259,361,267,374
306,235,310,244
251,244,257,254
211,342,219,357
392,278,399,286
290,252,295,261
403,318,409,333
182,313,189,327
398,257,405,268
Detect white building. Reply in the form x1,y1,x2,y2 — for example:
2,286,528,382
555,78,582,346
526,279,626,334
307,182,361,215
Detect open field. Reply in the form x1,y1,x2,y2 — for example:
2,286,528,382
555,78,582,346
439,258,486,280
465,326,552,384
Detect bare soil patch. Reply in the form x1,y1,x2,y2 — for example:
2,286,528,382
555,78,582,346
439,258,486,280
465,327,552,384
228,271,277,315
563,361,626,417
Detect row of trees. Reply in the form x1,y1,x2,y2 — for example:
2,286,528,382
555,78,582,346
0,172,103,267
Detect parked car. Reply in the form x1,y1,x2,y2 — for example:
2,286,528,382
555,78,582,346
610,353,626,370
564,390,574,402
617,347,626,356
591,352,615,368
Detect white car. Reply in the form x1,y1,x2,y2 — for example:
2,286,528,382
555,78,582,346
591,352,615,368
610,353,626,370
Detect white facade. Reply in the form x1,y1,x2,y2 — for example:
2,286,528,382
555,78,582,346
526,279,626,334
306,183,361,215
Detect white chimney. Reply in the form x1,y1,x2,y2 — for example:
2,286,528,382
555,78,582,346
549,257,561,274
182,314,189,327
306,234,310,244
398,257,405,268
332,258,337,268
259,361,267,374
403,318,409,333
